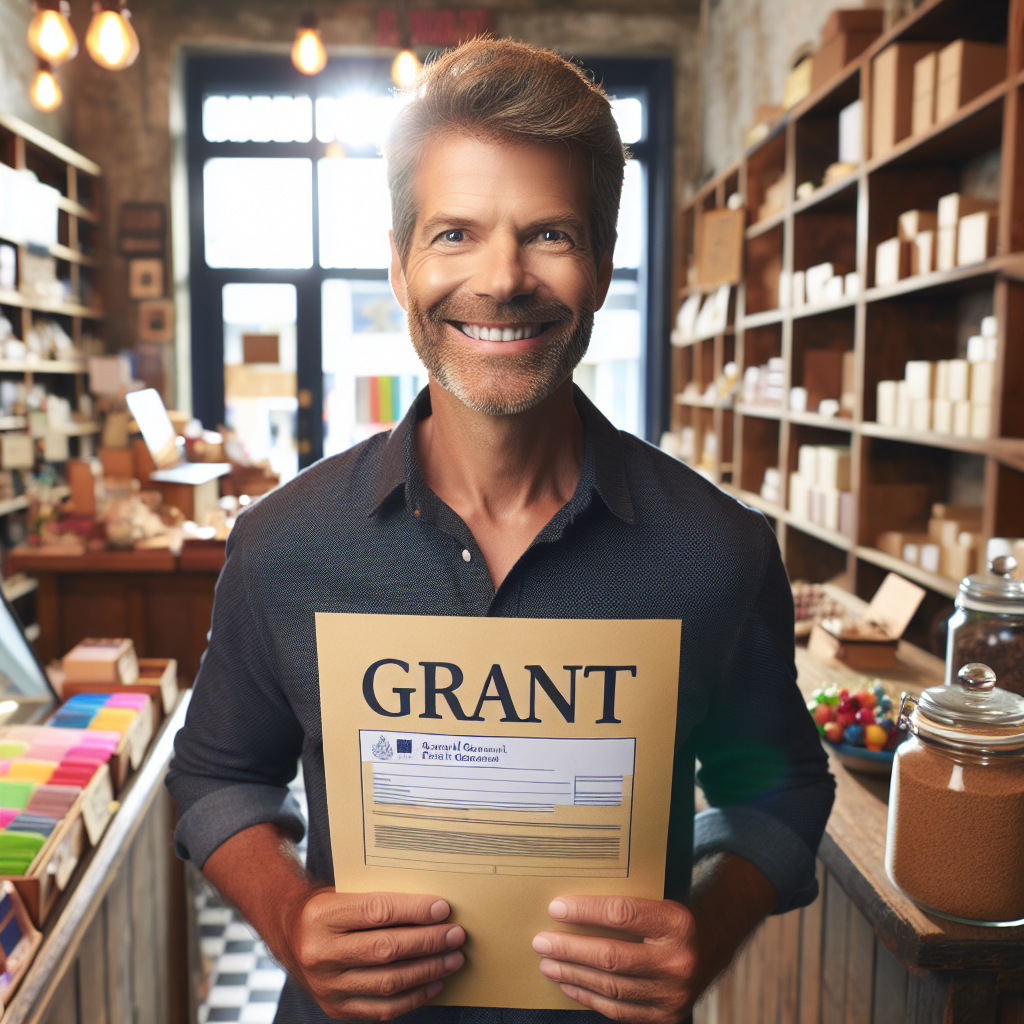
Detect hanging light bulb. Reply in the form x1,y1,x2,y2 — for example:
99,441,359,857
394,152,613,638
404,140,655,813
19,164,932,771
391,48,421,88
27,0,78,66
30,60,62,112
291,13,327,76
85,0,140,71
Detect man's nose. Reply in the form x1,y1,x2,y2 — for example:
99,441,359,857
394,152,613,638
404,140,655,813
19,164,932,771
468,235,534,303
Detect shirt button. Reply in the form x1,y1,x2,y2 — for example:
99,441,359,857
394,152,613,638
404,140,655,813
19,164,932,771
462,549,471,562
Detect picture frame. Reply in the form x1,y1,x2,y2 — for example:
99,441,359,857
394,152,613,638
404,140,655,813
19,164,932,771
128,259,164,300
138,299,175,343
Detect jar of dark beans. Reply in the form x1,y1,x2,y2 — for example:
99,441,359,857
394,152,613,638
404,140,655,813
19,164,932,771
946,556,1024,698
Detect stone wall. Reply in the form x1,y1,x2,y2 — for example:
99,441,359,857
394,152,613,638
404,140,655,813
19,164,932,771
0,0,68,138
0,0,701,408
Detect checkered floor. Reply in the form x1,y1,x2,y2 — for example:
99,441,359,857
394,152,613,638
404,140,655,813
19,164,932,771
195,766,308,1023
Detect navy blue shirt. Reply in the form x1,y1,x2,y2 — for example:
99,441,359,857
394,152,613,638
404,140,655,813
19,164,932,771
167,386,833,1023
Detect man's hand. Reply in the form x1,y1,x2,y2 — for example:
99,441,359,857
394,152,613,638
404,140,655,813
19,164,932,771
203,824,466,1021
280,889,466,1020
532,896,699,1023
533,853,779,1022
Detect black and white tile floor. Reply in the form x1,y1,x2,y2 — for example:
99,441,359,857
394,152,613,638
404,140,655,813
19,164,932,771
195,766,308,1023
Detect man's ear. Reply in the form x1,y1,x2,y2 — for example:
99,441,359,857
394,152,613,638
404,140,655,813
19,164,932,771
389,230,409,311
594,248,614,311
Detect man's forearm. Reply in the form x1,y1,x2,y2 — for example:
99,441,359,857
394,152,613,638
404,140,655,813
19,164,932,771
203,822,318,974
686,852,778,994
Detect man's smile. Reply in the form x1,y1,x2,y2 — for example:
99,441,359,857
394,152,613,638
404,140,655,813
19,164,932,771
452,321,553,342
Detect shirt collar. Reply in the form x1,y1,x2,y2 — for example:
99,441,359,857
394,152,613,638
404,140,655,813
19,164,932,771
365,384,634,525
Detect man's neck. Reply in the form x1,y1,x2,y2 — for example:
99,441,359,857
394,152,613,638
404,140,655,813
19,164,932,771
415,377,585,589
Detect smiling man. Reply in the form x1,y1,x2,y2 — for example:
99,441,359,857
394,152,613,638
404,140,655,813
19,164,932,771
167,38,833,1024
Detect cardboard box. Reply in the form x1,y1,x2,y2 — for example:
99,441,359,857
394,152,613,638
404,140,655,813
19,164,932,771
937,193,998,228
942,543,977,580
61,657,178,718
812,30,879,92
936,40,1007,122
875,237,910,286
63,638,140,686
957,210,998,265
65,459,96,516
872,43,942,159
912,51,937,136
912,230,935,274
99,447,133,479
898,209,937,242
822,8,884,41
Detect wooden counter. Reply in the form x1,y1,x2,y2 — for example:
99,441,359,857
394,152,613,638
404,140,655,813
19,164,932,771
1,692,194,1024
7,547,224,685
695,631,1024,1024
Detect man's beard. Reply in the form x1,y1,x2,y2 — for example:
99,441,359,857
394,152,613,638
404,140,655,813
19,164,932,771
406,292,594,416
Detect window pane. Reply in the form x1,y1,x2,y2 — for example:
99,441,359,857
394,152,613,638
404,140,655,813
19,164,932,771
575,279,642,435
204,158,313,269
611,98,644,144
319,158,392,269
315,94,401,149
613,159,644,270
322,278,426,456
223,283,298,485
203,94,312,143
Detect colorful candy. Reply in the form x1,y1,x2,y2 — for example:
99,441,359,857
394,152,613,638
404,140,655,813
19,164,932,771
807,680,905,753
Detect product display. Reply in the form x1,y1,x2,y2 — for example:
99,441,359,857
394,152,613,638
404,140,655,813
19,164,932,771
788,444,853,537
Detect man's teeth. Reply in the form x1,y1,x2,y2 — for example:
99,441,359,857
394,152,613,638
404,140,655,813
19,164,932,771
459,323,544,341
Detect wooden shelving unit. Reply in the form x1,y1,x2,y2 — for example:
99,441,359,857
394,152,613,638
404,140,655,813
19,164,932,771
674,0,1023,639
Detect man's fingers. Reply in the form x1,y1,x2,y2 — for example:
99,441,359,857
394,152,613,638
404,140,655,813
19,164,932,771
335,923,465,970
316,891,452,931
335,950,465,998
327,979,445,1021
556,982,662,1023
538,956,657,1003
532,932,656,977
548,896,689,940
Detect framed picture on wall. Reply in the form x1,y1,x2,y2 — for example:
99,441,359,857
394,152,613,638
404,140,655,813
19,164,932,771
138,299,175,343
128,259,164,299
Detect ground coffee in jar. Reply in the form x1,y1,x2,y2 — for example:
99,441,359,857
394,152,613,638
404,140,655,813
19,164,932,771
886,663,1024,925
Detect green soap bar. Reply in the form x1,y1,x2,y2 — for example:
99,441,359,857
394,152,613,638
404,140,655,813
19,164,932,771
0,782,36,809
0,832,45,851
0,743,28,759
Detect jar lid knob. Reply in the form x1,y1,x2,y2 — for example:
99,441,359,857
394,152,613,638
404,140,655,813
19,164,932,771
958,663,997,692
990,554,1019,578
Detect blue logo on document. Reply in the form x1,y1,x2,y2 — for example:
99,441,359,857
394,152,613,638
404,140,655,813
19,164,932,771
372,735,394,760
397,739,412,754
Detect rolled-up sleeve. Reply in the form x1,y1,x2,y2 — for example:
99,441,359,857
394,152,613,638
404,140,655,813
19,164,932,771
166,516,305,868
691,521,834,914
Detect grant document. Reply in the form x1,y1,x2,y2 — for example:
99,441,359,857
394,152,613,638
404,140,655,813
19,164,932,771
316,614,681,1009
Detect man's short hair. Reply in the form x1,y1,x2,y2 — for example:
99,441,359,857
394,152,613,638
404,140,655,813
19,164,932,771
383,37,627,265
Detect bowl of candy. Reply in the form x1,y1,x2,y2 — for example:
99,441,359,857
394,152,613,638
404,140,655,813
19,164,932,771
806,681,906,775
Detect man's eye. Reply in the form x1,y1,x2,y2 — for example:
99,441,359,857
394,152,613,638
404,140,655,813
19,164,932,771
443,229,465,243
541,229,569,243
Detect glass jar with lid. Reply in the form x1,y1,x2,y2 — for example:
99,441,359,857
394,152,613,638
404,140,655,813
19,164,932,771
946,556,1024,697
886,663,1024,926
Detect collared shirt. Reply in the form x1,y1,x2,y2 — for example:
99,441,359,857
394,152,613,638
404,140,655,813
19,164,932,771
167,386,834,1024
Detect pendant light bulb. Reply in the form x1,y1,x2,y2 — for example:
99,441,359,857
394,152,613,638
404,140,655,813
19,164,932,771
30,61,62,112
27,1,78,66
85,1,140,71
391,48,421,88
292,14,327,76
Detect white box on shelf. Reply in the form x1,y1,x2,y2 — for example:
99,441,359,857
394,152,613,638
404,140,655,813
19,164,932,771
789,387,808,412
839,100,863,164
981,315,997,338
824,275,845,301
903,542,921,565
937,226,957,271
877,380,898,426
805,262,834,304
966,335,986,363
920,543,941,573
875,237,907,286
904,360,934,399
935,360,951,400
948,359,971,401
957,210,998,266
798,444,818,482
970,404,991,439
0,433,33,469
839,492,855,539
912,231,935,274
911,398,932,432
970,360,995,404
792,270,806,307
952,399,972,437
823,487,841,532
817,447,851,491
933,397,953,433
896,380,912,429
777,270,792,309
789,472,810,520
844,271,860,296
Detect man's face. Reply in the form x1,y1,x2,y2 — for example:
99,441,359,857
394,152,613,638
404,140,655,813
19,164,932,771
390,134,613,416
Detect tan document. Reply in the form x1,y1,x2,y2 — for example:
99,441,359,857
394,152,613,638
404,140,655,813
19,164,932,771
316,614,681,1009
